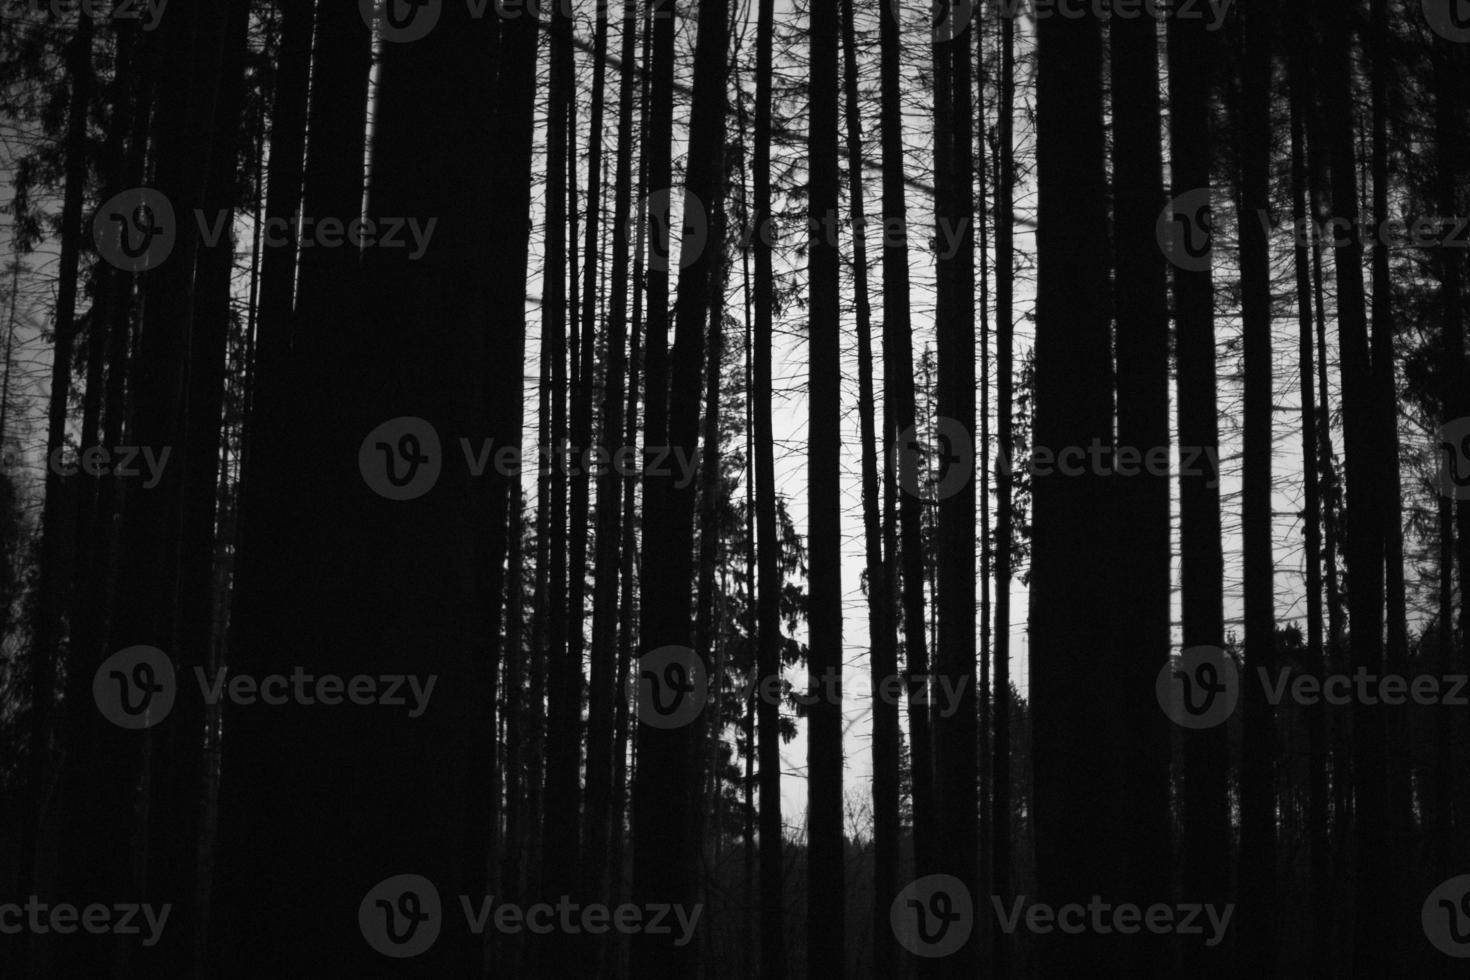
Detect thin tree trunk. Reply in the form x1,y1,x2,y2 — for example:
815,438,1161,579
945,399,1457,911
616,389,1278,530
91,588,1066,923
1236,1,1279,973
541,4,580,966
752,0,785,971
585,0,639,919
1316,4,1388,971
840,0,896,972
990,9,1015,975
806,0,844,972
1287,11,1331,964
878,0,935,894
1369,6,1412,940
1167,9,1232,973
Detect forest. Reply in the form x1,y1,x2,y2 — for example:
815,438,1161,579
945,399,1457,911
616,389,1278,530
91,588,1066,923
0,0,1468,975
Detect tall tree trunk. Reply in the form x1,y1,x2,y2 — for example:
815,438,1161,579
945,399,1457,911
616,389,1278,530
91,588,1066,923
1236,2,1279,974
493,4,542,960
51,25,154,978
161,3,252,972
1110,4,1171,975
563,0,609,929
585,0,639,919
752,0,785,971
878,0,935,893
933,1,978,974
231,0,314,680
214,1,499,971
1315,3,1388,971
842,0,897,973
990,10,1015,976
1368,6,1412,942
631,0,726,969
1167,9,1231,973
693,171,728,842
97,3,237,973
1286,9,1330,963
26,9,93,929
807,0,845,973
1433,0,1469,867
541,3,580,966
1032,3,1116,971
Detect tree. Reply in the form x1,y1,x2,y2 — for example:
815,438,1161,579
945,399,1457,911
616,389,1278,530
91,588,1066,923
1109,1,1171,973
752,0,785,971
806,0,845,971
841,0,897,973
1167,8,1231,973
1030,2,1117,970
631,0,727,970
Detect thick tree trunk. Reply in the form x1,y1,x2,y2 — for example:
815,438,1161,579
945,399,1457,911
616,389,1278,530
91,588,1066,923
930,1,979,975
631,0,726,969
1032,4,1117,971
1109,5,1171,975
214,2,499,972
27,8,93,924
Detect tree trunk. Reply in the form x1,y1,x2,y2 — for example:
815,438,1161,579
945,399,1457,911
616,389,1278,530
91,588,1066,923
26,8,93,928
540,2,580,964
842,0,897,973
933,1,978,974
1236,1,1279,973
752,0,784,971
1032,3,1116,971
1167,10,1231,973
1109,4,1171,974
631,0,726,969
990,10,1016,976
878,0,935,894
1286,8,1330,962
213,2,500,971
584,0,639,919
1316,3,1388,970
